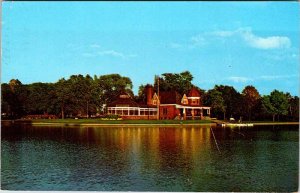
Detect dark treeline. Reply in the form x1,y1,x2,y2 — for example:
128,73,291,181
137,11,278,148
1,71,299,121
1,74,133,119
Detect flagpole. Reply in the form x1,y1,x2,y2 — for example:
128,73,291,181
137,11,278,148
157,75,160,120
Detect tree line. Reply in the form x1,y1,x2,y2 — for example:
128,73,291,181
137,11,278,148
1,74,133,119
1,71,299,121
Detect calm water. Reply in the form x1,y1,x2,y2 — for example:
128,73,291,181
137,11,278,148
1,124,299,191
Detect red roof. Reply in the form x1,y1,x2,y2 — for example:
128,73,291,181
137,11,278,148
108,98,139,107
159,91,182,104
108,93,139,107
188,87,201,97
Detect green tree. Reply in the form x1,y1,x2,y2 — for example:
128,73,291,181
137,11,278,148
203,89,226,119
154,71,194,95
287,95,299,121
215,85,242,120
135,84,146,104
55,78,72,119
242,85,260,121
24,82,57,115
262,90,289,121
67,74,95,117
6,79,29,118
1,83,14,118
96,74,133,111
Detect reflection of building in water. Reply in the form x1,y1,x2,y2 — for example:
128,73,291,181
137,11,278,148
107,85,211,120
180,127,212,162
78,126,213,179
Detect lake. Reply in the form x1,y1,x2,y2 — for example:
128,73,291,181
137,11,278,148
1,124,298,191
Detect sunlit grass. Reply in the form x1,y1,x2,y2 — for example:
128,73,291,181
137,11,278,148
24,119,213,124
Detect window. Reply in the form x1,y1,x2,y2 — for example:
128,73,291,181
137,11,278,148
153,100,157,105
163,108,168,115
182,99,188,104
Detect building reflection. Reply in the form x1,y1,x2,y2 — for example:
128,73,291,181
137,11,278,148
74,126,214,179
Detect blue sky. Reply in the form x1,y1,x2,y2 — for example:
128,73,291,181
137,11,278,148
2,2,299,96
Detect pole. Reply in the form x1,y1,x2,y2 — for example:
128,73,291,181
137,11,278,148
157,75,160,120
210,127,221,154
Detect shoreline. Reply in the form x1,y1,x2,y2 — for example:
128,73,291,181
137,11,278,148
1,120,299,127
1,120,215,127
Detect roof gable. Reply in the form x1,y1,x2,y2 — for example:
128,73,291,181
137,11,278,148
108,92,139,107
188,87,201,97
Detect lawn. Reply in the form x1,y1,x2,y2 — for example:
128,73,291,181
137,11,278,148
16,119,213,125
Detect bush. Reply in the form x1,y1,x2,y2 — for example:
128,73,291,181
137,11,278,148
100,114,120,120
22,114,58,120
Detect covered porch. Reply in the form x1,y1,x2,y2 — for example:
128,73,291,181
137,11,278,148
107,107,158,116
176,105,211,120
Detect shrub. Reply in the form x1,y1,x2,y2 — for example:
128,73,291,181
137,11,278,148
101,114,120,120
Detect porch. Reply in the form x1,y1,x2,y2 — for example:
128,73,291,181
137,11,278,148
176,105,211,120
107,107,158,117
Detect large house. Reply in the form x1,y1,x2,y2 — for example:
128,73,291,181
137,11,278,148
107,85,211,120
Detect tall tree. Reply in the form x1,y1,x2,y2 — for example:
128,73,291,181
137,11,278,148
55,78,72,119
203,89,226,119
262,90,289,121
24,82,57,115
6,79,28,118
96,74,133,110
135,84,146,104
67,74,95,117
288,96,299,121
1,83,14,118
154,71,194,95
242,85,260,121
215,85,242,120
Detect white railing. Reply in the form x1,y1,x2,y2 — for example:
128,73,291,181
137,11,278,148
107,107,158,116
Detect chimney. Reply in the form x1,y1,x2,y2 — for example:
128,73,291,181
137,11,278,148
145,84,153,106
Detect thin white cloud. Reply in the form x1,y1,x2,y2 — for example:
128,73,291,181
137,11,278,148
227,76,253,83
259,74,298,80
241,30,291,49
98,50,125,58
90,44,101,48
97,50,136,59
179,27,291,50
212,28,291,49
211,30,234,37
262,49,299,61
190,35,206,47
226,74,298,83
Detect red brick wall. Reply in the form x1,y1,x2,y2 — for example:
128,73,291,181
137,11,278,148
159,105,180,120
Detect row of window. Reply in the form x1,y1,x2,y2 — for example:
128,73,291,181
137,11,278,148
159,99,200,105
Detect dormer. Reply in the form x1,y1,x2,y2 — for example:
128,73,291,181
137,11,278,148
152,93,160,105
181,94,188,105
187,87,201,106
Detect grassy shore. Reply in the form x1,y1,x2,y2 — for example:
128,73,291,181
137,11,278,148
1,119,298,127
2,119,213,126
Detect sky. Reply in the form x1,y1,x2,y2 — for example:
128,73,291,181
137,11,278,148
2,2,299,96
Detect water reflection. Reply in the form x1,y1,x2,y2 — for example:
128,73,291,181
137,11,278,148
1,124,298,191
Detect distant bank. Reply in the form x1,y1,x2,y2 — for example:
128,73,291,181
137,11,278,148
1,119,299,127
